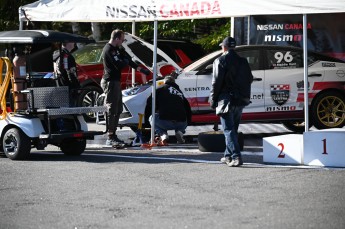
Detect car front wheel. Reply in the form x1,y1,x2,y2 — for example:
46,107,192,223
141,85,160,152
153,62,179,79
312,91,345,129
78,86,103,121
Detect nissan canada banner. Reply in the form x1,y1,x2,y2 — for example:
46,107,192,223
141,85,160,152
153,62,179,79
235,13,345,61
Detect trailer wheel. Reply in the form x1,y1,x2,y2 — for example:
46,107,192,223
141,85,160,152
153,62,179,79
198,131,244,152
3,128,31,160
60,138,86,156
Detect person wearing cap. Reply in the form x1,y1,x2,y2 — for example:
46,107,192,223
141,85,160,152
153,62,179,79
209,36,246,167
148,75,191,145
101,29,150,146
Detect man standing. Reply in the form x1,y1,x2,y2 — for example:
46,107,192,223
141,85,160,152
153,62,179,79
101,29,149,146
149,75,191,145
209,37,253,167
55,42,80,106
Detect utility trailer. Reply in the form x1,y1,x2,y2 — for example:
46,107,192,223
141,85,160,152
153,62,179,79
0,30,108,160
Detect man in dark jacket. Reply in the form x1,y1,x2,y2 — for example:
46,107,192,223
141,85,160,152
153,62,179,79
101,29,150,146
209,37,253,167
149,75,191,145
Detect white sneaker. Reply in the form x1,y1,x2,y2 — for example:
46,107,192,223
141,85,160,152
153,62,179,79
160,134,169,146
175,131,185,144
220,156,231,164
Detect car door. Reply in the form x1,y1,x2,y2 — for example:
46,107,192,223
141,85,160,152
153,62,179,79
236,48,265,113
194,51,222,113
263,48,324,113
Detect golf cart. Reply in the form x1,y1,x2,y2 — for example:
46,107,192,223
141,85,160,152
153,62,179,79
0,30,108,160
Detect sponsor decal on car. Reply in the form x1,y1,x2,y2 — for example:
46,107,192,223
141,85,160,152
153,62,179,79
270,84,290,105
184,86,210,92
266,106,296,112
296,80,310,91
322,62,336,67
336,70,345,78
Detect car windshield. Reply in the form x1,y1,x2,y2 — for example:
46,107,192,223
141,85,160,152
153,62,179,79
183,50,222,72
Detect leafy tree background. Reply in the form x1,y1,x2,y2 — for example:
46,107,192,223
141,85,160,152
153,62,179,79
0,0,231,52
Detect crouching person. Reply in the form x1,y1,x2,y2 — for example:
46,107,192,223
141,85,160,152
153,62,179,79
149,75,191,145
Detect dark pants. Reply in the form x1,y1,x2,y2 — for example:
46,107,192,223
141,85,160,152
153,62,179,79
220,106,244,160
101,79,122,135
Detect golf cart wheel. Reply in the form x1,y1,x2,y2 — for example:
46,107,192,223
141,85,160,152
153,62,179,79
3,128,31,160
312,91,345,129
198,131,244,152
60,138,86,156
78,86,103,122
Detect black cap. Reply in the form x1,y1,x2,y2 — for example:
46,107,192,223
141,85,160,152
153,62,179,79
219,37,236,48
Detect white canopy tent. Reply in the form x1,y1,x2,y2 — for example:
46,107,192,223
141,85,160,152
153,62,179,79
19,0,345,142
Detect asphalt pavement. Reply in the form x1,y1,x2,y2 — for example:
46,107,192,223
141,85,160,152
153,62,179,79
1,123,344,229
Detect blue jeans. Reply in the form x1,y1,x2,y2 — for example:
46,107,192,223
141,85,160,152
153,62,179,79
149,113,187,136
220,106,244,160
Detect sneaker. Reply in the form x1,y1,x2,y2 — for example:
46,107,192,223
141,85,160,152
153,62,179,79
105,138,115,146
160,134,169,146
226,158,243,167
220,156,231,164
112,135,125,144
175,131,185,144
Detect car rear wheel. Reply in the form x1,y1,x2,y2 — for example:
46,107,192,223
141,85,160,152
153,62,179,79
312,91,345,129
78,86,103,122
3,128,31,160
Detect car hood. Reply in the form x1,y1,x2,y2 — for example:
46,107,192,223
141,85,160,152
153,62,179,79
122,33,182,75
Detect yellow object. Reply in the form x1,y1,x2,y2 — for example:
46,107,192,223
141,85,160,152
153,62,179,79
0,57,13,119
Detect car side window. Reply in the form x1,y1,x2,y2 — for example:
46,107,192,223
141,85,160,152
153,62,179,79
266,49,303,69
237,50,261,71
74,45,103,64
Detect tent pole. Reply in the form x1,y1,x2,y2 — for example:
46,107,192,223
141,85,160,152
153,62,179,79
150,20,158,144
247,16,250,45
230,17,235,37
132,21,136,86
303,14,309,132
18,7,23,30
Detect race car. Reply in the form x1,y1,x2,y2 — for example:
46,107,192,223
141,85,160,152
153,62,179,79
117,45,345,132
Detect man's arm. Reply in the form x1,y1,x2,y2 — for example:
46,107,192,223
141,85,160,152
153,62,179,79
209,57,225,109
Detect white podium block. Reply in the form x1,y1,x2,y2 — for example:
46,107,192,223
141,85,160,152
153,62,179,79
304,129,345,167
263,134,303,165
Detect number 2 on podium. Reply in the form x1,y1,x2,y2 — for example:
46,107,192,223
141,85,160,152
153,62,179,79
277,143,285,158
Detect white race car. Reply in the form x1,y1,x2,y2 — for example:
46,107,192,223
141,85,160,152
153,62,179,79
118,45,345,132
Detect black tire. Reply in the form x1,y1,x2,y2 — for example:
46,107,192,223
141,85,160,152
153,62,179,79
3,128,31,160
311,91,345,129
60,138,86,156
78,86,103,122
282,120,310,133
198,131,244,152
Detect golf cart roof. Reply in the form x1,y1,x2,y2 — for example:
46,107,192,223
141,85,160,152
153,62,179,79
0,30,94,44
